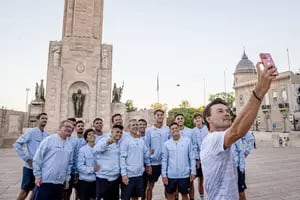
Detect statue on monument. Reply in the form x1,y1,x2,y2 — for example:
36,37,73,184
39,80,45,102
112,81,124,103
72,89,86,118
34,80,45,102
35,82,39,101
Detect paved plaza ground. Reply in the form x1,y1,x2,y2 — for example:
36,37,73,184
0,138,299,200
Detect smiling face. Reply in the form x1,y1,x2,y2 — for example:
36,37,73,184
128,120,138,136
138,120,147,136
206,104,231,132
93,119,103,133
170,123,180,141
111,127,123,141
112,115,123,126
86,131,96,143
175,114,185,127
59,120,74,139
194,115,203,128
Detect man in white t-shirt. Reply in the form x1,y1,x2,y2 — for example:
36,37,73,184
200,62,278,199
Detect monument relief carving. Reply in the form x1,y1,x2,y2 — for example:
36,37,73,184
52,46,61,66
76,63,85,73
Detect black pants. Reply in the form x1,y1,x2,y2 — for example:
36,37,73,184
33,183,63,200
96,177,120,200
79,180,96,200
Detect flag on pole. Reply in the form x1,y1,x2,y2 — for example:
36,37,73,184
157,73,159,92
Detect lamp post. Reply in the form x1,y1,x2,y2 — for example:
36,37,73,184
25,88,30,127
25,88,30,112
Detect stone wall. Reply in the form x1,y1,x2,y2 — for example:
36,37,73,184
0,108,25,148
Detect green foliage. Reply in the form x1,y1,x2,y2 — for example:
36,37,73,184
167,100,203,128
179,100,191,108
208,92,235,108
125,99,137,112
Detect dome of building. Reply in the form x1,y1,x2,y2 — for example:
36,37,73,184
235,51,256,73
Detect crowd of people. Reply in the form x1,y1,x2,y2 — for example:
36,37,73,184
13,61,276,200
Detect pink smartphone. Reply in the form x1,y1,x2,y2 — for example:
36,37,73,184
259,53,278,76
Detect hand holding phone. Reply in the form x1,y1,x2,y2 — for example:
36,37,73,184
259,53,278,76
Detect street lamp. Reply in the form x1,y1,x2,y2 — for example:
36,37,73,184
25,88,30,113
25,88,30,127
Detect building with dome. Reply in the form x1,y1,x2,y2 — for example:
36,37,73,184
233,51,300,132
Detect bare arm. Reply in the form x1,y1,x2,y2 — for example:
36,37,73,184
224,62,277,148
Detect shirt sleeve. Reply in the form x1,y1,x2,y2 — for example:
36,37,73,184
143,141,150,166
33,138,48,179
191,130,200,160
66,147,73,181
93,137,110,154
13,131,31,161
207,131,226,154
188,140,196,175
120,138,128,176
243,132,255,156
161,142,168,177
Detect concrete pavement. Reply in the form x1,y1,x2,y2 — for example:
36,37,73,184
1,138,299,199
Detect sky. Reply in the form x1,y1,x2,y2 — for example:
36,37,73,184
0,0,299,111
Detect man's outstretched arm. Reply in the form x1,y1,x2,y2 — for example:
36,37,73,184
224,62,278,148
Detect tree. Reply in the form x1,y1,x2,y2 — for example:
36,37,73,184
167,107,201,128
208,92,235,108
125,99,137,112
179,100,191,108
150,102,168,111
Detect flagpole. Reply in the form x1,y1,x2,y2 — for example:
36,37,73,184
287,48,291,71
157,73,160,103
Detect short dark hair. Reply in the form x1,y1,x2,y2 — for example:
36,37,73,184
154,109,164,115
36,113,47,120
174,113,184,119
169,122,179,129
203,98,228,130
75,120,84,125
111,113,122,123
112,124,124,130
138,119,147,126
193,112,203,119
93,118,103,124
67,117,76,123
59,120,73,129
83,128,95,141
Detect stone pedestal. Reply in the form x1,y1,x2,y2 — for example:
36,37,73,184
28,101,45,128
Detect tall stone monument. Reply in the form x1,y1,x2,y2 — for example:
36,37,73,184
45,0,112,132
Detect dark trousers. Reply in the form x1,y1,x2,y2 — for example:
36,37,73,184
33,183,63,200
121,176,144,200
96,177,120,200
79,180,96,200
62,174,79,200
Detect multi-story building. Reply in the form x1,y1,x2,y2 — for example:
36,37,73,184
233,51,300,132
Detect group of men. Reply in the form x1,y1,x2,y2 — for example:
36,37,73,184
14,61,275,200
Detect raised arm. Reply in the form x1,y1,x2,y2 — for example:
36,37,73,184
224,62,277,148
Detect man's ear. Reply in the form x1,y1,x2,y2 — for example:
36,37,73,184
206,116,211,123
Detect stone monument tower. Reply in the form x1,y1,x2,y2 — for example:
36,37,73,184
45,0,112,132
